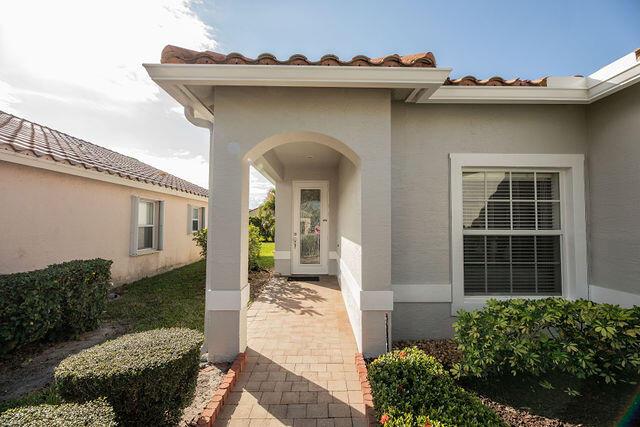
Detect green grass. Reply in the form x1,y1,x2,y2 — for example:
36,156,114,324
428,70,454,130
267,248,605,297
104,260,206,333
258,241,275,269
0,385,61,413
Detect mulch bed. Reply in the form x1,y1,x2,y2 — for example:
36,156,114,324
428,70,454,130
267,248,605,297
180,361,229,426
248,269,280,303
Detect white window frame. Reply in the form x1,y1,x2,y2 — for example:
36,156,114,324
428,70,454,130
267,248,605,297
130,196,164,256
187,205,205,233
449,153,587,315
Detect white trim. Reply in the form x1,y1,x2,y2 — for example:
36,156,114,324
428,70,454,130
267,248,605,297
0,149,207,202
291,180,329,275
144,63,451,90
206,285,250,311
426,85,589,104
329,251,339,260
274,251,291,260
392,284,452,303
589,285,640,308
449,153,588,315
338,259,393,311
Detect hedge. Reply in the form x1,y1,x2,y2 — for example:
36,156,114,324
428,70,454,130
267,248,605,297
368,347,504,427
0,259,112,354
453,298,640,384
0,398,116,427
55,328,203,427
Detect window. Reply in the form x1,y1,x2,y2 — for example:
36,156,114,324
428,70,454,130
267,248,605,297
138,201,156,250
462,171,562,295
130,196,164,255
449,153,588,315
188,205,205,233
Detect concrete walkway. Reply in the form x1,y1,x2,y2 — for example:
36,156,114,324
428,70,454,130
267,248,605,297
214,276,367,427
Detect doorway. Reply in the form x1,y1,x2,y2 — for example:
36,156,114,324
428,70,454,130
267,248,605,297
291,180,329,275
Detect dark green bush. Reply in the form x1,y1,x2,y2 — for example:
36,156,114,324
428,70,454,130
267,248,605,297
55,328,203,427
0,259,112,354
453,298,640,384
378,409,448,427
368,347,504,427
0,398,116,427
192,227,207,259
248,223,262,271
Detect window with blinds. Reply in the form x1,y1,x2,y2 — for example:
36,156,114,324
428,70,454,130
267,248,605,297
462,171,562,296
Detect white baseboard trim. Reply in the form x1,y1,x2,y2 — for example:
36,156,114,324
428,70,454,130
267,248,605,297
590,285,640,308
338,258,393,310
274,251,290,260
392,284,452,303
206,285,250,310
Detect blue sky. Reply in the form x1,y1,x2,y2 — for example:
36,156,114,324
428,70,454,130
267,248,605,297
1,1,638,208
196,0,639,79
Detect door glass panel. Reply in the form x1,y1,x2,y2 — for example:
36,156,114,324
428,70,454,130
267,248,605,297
299,189,321,265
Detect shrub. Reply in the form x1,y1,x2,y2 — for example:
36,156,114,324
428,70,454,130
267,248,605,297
453,298,640,384
55,328,203,427
248,223,262,271
192,227,207,259
0,398,116,427
378,409,449,427
0,259,112,354
368,347,504,426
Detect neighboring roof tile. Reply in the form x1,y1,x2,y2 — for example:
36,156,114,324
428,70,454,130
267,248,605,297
444,76,548,87
161,45,437,67
0,111,208,198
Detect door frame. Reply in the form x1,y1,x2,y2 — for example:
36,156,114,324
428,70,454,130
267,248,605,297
291,180,329,275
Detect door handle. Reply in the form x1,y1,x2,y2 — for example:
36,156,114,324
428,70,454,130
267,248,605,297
293,237,297,248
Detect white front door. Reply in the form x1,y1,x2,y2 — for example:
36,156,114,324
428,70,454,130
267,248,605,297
291,181,329,275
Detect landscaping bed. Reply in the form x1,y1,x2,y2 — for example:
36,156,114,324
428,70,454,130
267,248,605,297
180,361,229,426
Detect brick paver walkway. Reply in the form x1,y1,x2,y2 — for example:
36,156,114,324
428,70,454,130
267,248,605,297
214,276,367,427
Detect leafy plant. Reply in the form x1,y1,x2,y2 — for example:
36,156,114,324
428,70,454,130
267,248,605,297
0,259,112,354
256,188,276,241
453,298,640,385
248,223,262,271
368,347,505,426
55,328,203,427
0,398,116,427
192,227,207,259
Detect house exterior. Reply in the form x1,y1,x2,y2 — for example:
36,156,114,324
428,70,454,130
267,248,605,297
145,46,640,361
0,111,208,284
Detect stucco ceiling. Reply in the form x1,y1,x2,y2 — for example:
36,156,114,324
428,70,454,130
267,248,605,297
268,141,342,168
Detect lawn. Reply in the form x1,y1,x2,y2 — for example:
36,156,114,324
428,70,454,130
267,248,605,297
258,241,275,269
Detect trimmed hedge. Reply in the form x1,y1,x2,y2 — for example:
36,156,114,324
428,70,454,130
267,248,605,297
368,347,504,427
0,259,112,354
453,298,640,384
0,398,116,427
55,328,203,427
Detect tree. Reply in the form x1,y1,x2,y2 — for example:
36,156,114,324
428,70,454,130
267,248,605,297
257,188,275,241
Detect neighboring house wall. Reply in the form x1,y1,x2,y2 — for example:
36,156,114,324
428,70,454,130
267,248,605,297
390,103,589,340
0,161,206,284
587,82,640,306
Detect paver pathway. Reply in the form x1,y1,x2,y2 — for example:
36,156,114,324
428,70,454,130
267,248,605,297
214,276,367,427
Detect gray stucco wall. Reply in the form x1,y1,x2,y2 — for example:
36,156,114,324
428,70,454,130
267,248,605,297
390,102,589,340
587,82,640,295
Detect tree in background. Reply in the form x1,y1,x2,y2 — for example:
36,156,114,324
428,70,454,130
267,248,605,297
257,188,275,242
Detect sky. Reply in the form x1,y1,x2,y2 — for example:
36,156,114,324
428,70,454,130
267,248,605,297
1,0,639,208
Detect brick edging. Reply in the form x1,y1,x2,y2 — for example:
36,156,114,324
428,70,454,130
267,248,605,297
197,352,247,426
355,353,378,426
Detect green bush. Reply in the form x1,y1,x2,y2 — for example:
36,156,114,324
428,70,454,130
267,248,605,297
0,398,116,427
248,223,262,271
453,298,640,384
378,409,449,427
368,347,504,427
55,328,203,427
0,259,112,354
192,227,207,259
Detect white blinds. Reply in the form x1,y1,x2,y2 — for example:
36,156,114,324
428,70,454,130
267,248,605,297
462,171,562,296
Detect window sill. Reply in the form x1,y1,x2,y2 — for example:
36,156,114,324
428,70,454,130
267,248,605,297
131,249,161,257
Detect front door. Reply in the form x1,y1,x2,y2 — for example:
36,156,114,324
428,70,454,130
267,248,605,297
291,181,328,275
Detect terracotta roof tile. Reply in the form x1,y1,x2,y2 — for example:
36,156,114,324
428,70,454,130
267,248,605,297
160,45,437,67
444,76,548,87
0,110,208,198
